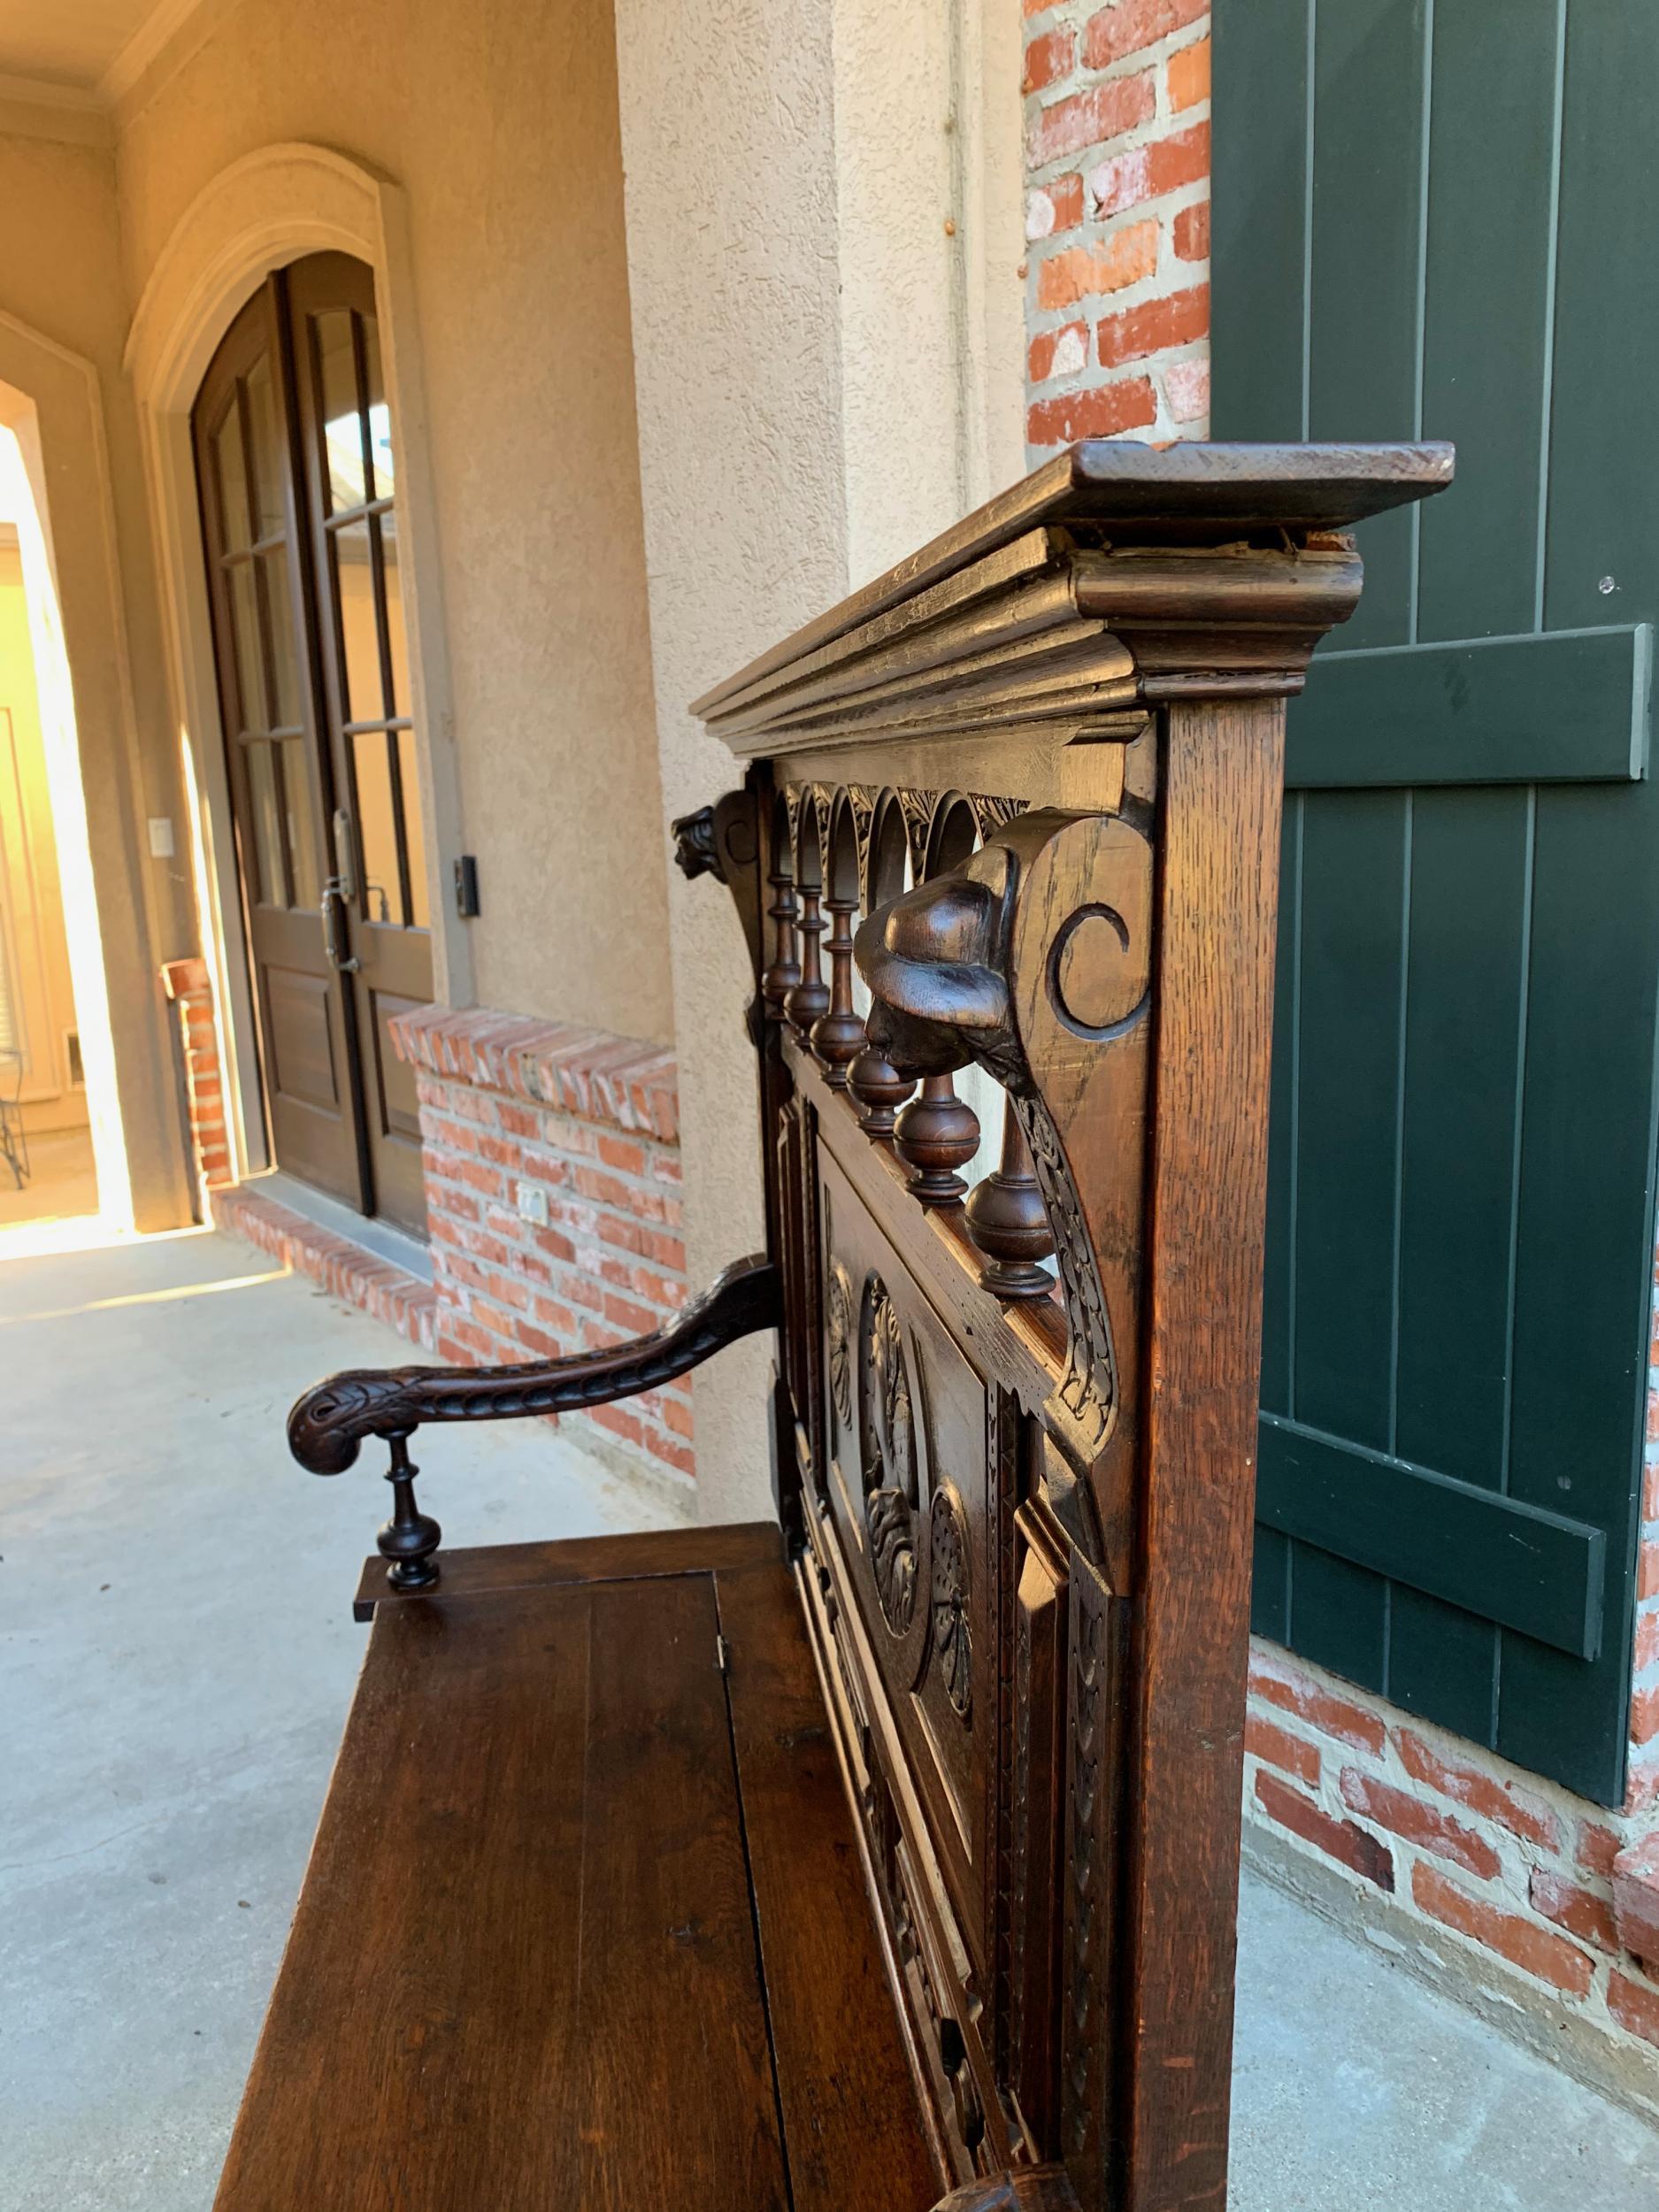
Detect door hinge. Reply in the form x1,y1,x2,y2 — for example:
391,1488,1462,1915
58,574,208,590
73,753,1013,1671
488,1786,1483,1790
715,1633,731,1674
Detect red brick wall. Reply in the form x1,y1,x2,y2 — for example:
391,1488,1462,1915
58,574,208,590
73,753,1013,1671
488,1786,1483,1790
1245,1640,1659,2070
1022,0,1210,451
160,956,232,1200
389,1007,692,1490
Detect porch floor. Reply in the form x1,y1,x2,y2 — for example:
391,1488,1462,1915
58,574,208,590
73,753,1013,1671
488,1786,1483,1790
2,1229,1655,2212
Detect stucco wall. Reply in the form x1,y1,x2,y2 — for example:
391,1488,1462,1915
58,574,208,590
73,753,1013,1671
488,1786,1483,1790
612,0,1025,1519
112,0,673,1048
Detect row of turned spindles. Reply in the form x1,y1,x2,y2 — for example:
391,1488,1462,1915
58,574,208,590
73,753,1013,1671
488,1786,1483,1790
763,856,1056,1303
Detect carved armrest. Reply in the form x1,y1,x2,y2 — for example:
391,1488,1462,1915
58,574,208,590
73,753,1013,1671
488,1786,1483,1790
287,1255,780,1594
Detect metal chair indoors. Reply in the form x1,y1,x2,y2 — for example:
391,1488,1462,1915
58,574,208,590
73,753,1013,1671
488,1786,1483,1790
0,1046,30,1189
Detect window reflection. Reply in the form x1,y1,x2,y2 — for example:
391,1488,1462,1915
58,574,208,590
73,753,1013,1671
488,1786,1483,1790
244,356,287,541
352,731,400,925
246,740,287,906
361,315,396,496
227,563,265,730
212,400,250,552
262,551,302,730
381,511,411,718
314,310,366,513
280,739,319,910
333,518,382,720
397,728,428,927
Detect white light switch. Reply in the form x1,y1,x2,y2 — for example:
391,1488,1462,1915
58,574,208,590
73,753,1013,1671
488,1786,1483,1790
516,1179,549,1227
148,817,175,859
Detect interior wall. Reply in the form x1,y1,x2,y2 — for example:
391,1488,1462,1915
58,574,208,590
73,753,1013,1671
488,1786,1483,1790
0,129,195,1228
612,0,1027,1519
0,536,87,1134
112,0,673,1048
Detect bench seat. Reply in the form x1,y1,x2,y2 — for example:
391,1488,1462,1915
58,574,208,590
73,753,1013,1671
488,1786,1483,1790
214,1523,941,2212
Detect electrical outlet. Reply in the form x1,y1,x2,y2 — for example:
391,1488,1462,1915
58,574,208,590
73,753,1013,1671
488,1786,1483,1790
516,1179,549,1227
148,817,175,858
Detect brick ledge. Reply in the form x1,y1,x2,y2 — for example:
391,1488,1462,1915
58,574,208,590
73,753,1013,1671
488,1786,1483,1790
211,1184,438,1351
388,1006,678,1142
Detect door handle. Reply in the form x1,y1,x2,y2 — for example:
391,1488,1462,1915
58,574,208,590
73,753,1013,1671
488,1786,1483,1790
320,879,361,972
332,808,357,902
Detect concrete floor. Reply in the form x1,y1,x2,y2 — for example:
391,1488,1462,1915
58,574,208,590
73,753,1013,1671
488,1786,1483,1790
4,1230,1656,2211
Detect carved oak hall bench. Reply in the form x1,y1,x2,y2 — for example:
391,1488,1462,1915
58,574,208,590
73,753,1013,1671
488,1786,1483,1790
214,442,1449,2212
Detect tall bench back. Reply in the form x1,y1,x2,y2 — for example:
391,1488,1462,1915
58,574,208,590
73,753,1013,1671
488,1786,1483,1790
681,443,1451,2208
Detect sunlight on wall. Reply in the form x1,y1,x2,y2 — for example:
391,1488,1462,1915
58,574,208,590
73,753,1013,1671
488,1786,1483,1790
0,413,133,1230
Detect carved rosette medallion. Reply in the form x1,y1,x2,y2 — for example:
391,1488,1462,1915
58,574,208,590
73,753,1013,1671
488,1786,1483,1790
929,1485,972,1721
859,1274,921,1636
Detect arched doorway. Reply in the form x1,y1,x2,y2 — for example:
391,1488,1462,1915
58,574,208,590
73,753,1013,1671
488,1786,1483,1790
192,253,431,1234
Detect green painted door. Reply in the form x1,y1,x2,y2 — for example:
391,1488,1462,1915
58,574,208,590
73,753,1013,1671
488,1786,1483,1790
1214,0,1658,1804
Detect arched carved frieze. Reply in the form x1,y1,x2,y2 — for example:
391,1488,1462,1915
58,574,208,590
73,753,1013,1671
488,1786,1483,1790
898,788,934,880
811,783,836,877
849,784,877,887
970,792,1028,843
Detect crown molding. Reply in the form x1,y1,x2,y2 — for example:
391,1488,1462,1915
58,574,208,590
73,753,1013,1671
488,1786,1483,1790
100,0,220,117
0,72,112,147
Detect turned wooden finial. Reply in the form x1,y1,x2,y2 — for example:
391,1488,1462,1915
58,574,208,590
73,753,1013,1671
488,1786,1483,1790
761,837,801,1018
810,868,865,1088
849,1041,915,1136
377,1432,441,1592
894,1072,979,1206
964,1104,1055,1300
785,860,830,1034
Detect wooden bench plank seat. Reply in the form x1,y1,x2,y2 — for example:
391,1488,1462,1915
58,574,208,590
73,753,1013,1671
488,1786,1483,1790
216,1525,937,2212
226,447,1453,2212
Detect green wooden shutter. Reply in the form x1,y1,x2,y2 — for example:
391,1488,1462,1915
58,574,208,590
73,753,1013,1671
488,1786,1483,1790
1214,0,1659,1805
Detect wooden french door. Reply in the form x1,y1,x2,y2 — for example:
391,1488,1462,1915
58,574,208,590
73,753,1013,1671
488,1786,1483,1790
193,254,431,1235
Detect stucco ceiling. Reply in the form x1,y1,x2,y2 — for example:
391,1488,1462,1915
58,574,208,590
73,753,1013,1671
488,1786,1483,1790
0,0,180,96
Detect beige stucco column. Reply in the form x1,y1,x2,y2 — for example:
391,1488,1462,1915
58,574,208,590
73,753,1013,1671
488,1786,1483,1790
612,0,1026,1520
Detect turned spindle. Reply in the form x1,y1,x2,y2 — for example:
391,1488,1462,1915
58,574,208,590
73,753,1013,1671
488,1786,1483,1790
964,1105,1054,1300
810,878,865,1087
894,1072,979,1206
377,1432,441,1591
762,854,801,1018
785,872,830,1033
849,1041,914,1136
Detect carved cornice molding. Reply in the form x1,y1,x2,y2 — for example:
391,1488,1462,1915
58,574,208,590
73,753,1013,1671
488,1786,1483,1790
695,442,1453,765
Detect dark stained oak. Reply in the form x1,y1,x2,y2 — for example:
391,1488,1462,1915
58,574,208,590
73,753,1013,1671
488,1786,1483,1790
215,1571,789,2212
241,442,1451,2212
717,1560,943,2211
351,1518,784,1619
217,1543,949,2212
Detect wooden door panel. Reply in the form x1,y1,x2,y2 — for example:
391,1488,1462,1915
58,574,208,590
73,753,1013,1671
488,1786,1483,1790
263,966,341,1113
196,254,439,1234
284,252,433,1234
